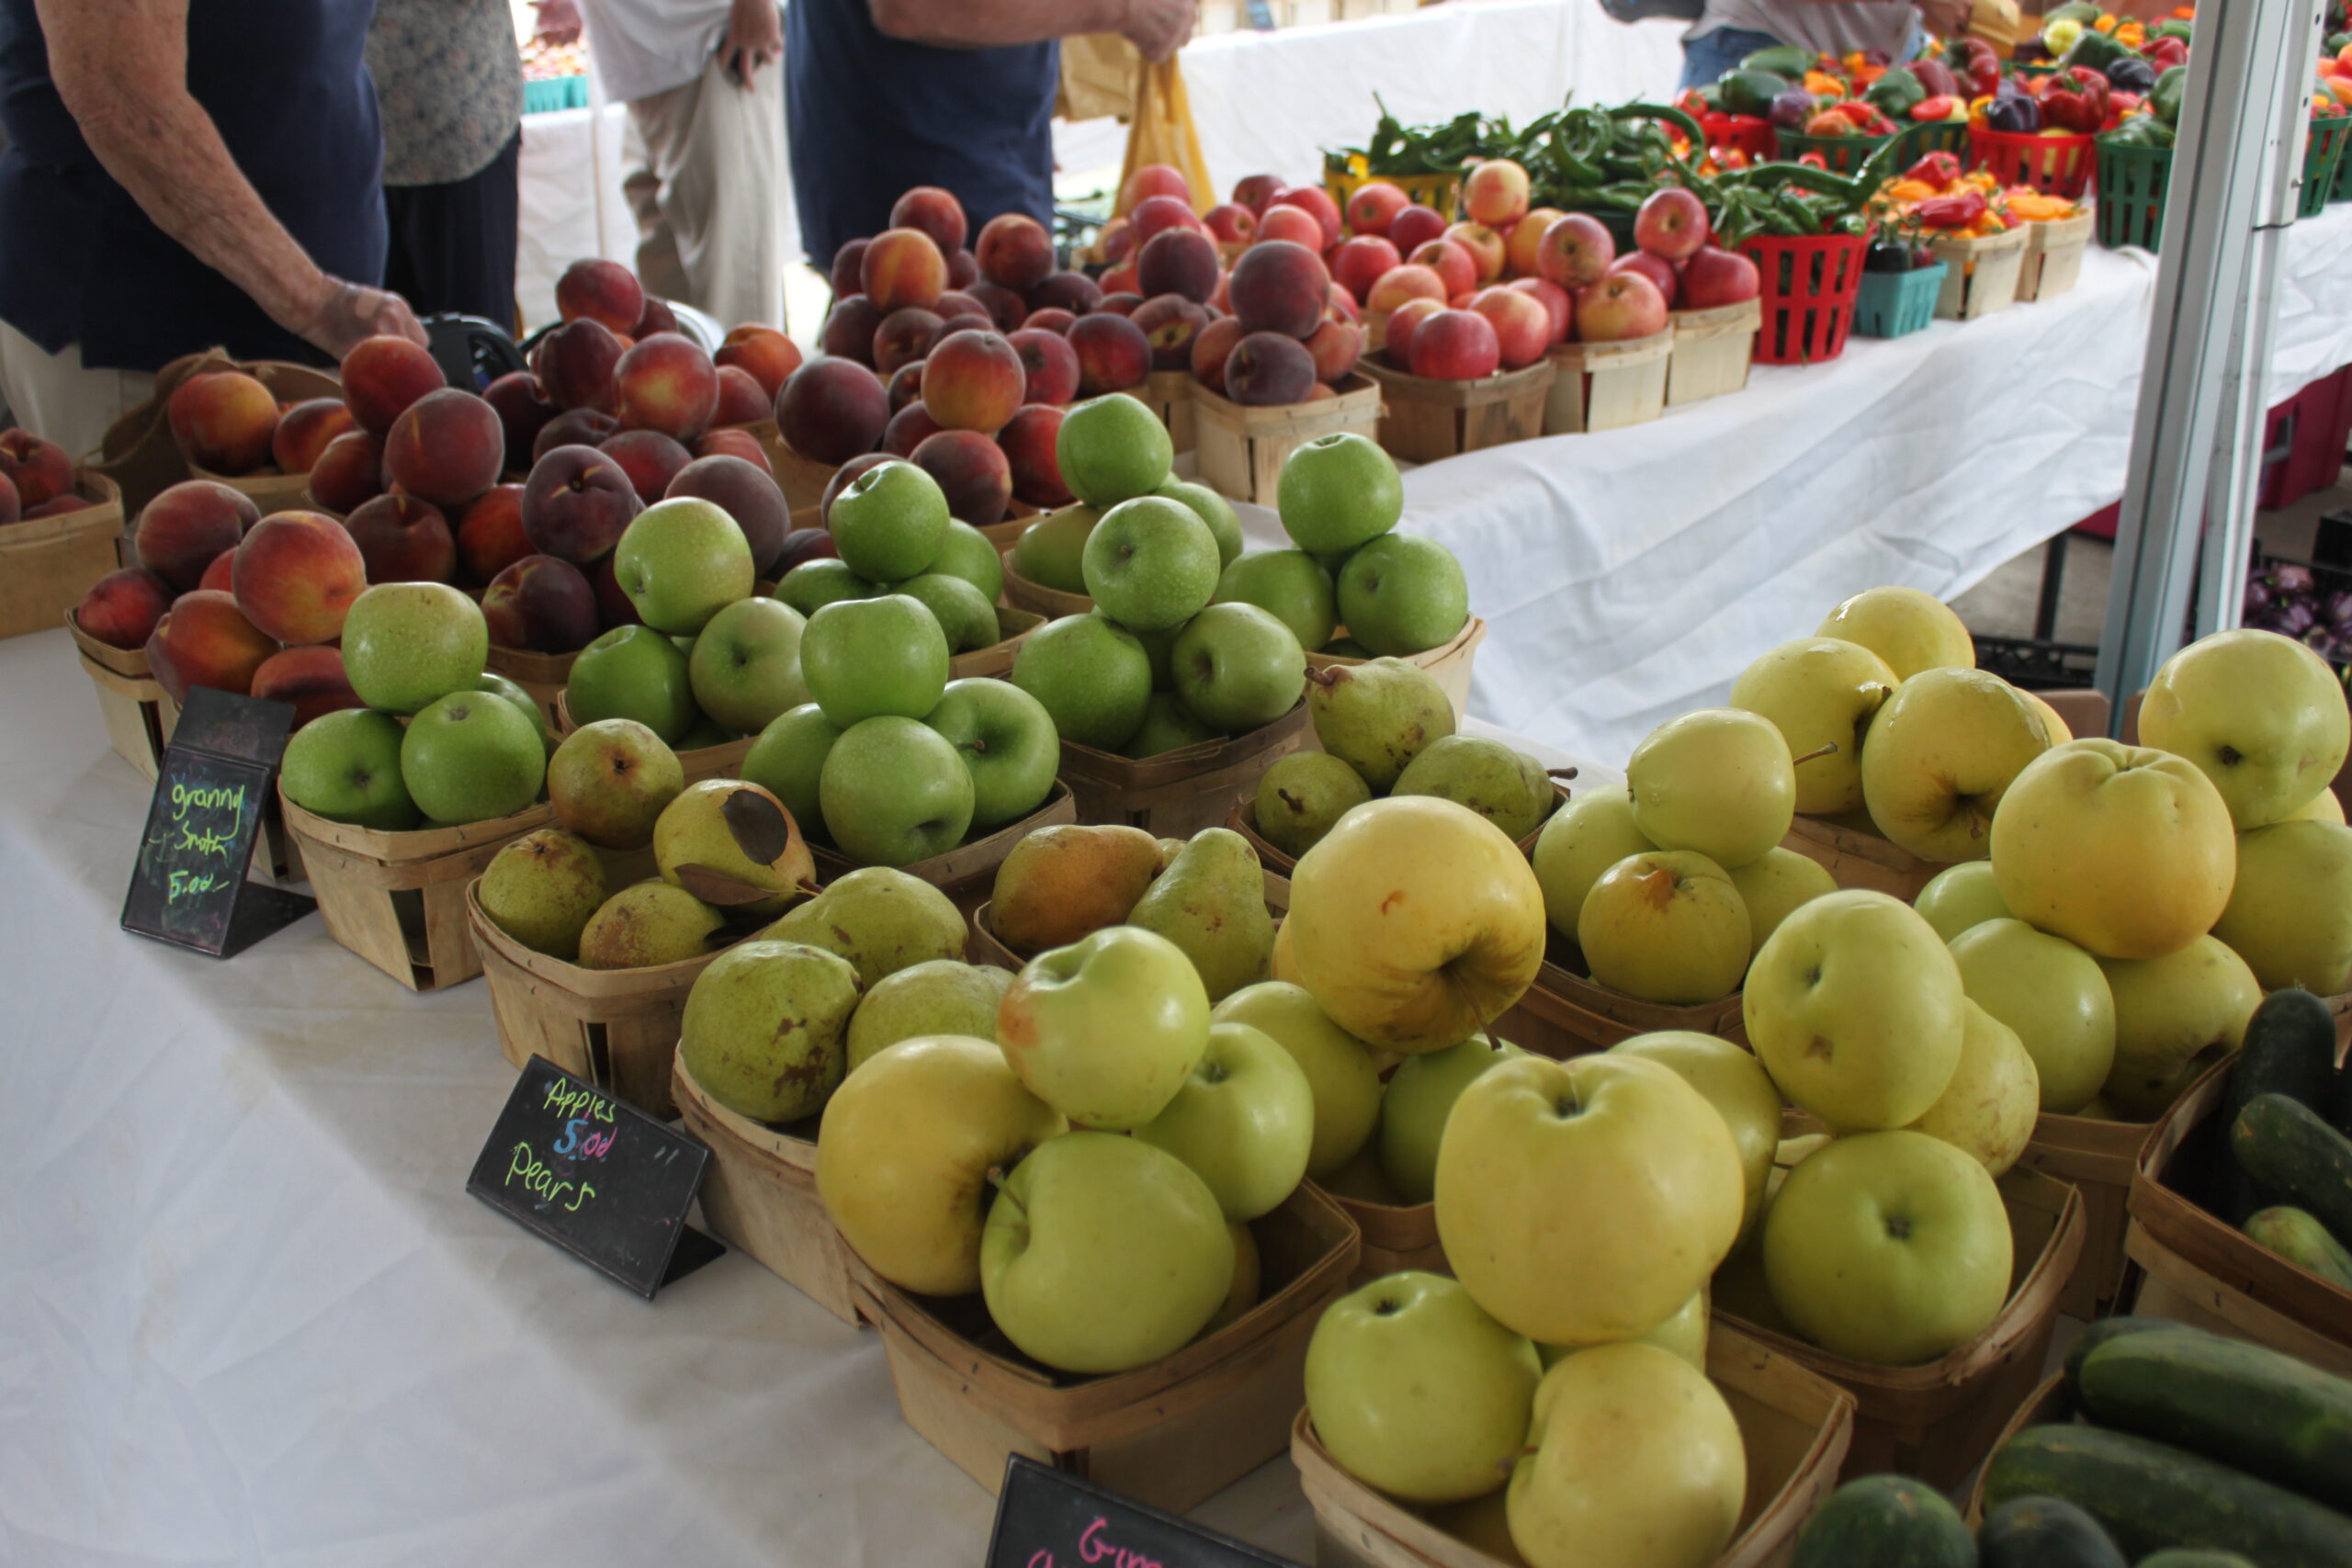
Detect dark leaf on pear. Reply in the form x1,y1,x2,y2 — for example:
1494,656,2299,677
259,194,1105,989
721,786,794,867
671,864,779,906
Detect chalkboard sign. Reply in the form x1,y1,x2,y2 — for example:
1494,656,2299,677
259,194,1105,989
466,1055,722,1299
986,1456,1306,1568
120,686,314,958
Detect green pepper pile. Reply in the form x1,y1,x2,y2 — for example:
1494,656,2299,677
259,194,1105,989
1510,103,1708,218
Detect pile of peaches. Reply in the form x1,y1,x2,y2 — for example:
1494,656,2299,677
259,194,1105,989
0,427,83,528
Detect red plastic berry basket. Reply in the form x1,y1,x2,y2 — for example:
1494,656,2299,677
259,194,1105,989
1702,112,1779,166
1968,125,2098,198
1736,233,1869,365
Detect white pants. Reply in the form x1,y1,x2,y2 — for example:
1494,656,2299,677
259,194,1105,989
0,319,154,464
621,46,786,333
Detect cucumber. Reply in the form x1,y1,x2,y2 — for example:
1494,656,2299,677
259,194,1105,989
2232,1093,2352,1247
2062,1317,2194,1406
2136,1554,2256,1568
2245,1205,2352,1291
2333,1057,2352,1142
2077,1330,2352,1511
1791,1474,1974,1568
2217,989,2338,1221
1718,68,1792,118
1980,1496,2126,1568
1983,1425,2352,1565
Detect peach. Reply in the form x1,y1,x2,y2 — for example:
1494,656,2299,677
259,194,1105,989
922,329,1025,434
1272,186,1343,249
601,428,693,506
874,307,945,377
251,643,366,728
168,370,279,473
231,510,366,644
910,428,1013,527
483,553,601,652
1133,294,1209,371
998,403,1070,508
1099,263,1142,298
1408,308,1500,380
534,407,620,465
1305,318,1363,383
1100,217,1137,265
1021,308,1078,336
1332,236,1402,308
779,528,842,572
1008,327,1081,406
1538,213,1616,290
1607,251,1679,310
946,249,979,290
309,430,387,513
384,387,504,509
1256,204,1324,252
667,453,789,574
712,365,772,427
341,334,447,434
485,372,558,470
891,186,970,254
1387,204,1448,257
1231,174,1284,215
1408,239,1476,299
977,213,1056,292
821,296,886,364
199,549,236,593
521,444,641,563
887,360,927,412
1345,182,1409,239
1190,315,1246,393
1509,276,1575,344
1225,332,1317,407
882,402,943,457
633,295,679,339
1130,195,1204,248
1137,229,1221,305
1326,282,1362,324
556,258,645,333
1469,288,1552,370
590,554,639,626
74,567,175,649
1030,270,1103,316
25,493,89,519
271,397,357,474
936,290,991,326
715,325,803,399
1366,264,1447,316
775,357,890,465
136,479,259,591
458,483,533,583
536,317,626,412
967,280,1029,333
1204,203,1257,244
0,471,17,525
614,333,721,443
1068,312,1152,395
862,227,950,312
0,429,72,507
830,239,870,301
1097,293,1144,317
695,427,773,474
1121,163,1193,215
144,590,278,704
1464,159,1532,229
818,452,895,526
345,491,455,583
1505,207,1566,279
1228,240,1330,340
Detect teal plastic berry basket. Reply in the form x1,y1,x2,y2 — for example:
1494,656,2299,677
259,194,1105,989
523,75,589,116
2095,141,2172,251
2302,117,2351,217
1853,262,1947,338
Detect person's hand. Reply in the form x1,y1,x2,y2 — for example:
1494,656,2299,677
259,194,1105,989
292,278,428,360
1917,0,1973,40
534,0,582,46
720,0,783,87
1121,0,1197,63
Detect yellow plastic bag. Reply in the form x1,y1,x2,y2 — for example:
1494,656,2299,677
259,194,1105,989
1057,33,1137,123
1120,57,1215,214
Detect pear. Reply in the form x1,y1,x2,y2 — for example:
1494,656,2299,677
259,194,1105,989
845,959,1013,1071
548,718,685,851
765,865,966,987
1392,735,1556,841
652,778,817,918
1254,751,1371,858
1127,828,1275,1002
1306,657,1455,793
479,828,607,960
576,879,728,969
678,940,863,1122
989,823,1167,951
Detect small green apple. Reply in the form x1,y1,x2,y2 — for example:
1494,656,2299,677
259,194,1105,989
1213,548,1337,654
566,624,697,744
1577,850,1749,1007
1335,533,1467,657
687,596,809,733
1124,691,1222,758
1379,1032,1524,1203
340,581,487,715
1536,1286,1708,1371
1530,791,1655,941
1008,503,1099,593
997,925,1211,1128
1170,602,1306,734
1156,477,1243,566
1725,847,1837,959
895,571,1000,654
844,959,1012,1072
827,458,950,581
1276,431,1403,554
1950,918,2114,1113
280,707,419,829
1010,611,1151,750
800,593,950,725
818,715,976,866
2097,935,2260,1119
2139,626,2352,829
1626,707,1796,871
928,518,1005,602
775,558,874,617
1729,637,1898,817
1135,1021,1315,1220
1055,393,1173,508
400,687,546,824
678,939,862,1122
1081,495,1220,632
1915,860,2013,943
476,671,549,751
922,676,1058,829
613,496,754,634
741,703,843,840
1610,1030,1782,1244
1212,980,1385,1179
478,828,606,959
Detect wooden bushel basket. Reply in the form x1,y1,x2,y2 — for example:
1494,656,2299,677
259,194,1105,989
67,604,173,780
279,792,551,989
1962,1373,2065,1526
483,644,579,728
1057,699,1312,838
1543,332,1671,437
1928,226,2030,321
1357,357,1555,465
947,606,1046,681
1294,1322,1857,1568
1191,374,1383,506
1304,617,1488,725
1001,558,1093,619
758,428,839,513
552,691,751,785
2016,209,2094,302
809,780,1077,905
184,362,345,516
851,1181,1360,1514
1143,368,1198,455
3,473,125,641
1779,814,1943,901
1510,937,1747,1061
1667,300,1763,408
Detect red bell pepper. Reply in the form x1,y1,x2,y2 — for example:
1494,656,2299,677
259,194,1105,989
1835,99,1881,127
1916,190,1989,229
2145,36,2188,72
1904,151,1963,189
1950,38,2001,98
2043,67,2110,134
2109,90,2145,117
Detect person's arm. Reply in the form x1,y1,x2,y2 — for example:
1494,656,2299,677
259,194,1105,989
870,0,1197,62
718,0,783,89
34,0,425,357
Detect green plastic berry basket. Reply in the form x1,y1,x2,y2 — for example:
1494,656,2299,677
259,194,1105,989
2302,116,2351,217
2095,141,2172,251
1772,129,1897,175
1897,120,1972,161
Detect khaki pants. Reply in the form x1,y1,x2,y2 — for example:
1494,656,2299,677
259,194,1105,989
622,43,786,333
0,319,154,464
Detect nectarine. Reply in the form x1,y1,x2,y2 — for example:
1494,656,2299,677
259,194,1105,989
136,479,259,592
145,589,277,705
232,509,367,644
168,371,279,474
384,387,504,509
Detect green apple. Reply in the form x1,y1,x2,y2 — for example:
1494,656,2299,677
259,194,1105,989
1124,692,1220,758
1611,1031,1782,1244
400,687,546,824
546,717,684,851
686,596,808,733
1336,533,1468,657
1860,668,2048,863
2098,935,2260,1120
775,558,874,617
740,703,842,842
566,624,697,744
1729,637,1899,817
1156,477,1243,567
1433,1054,1746,1345
844,959,1012,1072
1211,980,1385,1179
1815,586,1974,681
1213,549,1337,654
1530,791,1655,942
1950,918,2114,1113
997,925,1211,1128
1625,707,1796,871
819,715,975,865
280,707,419,829
800,594,950,725
1276,431,1403,555
613,496,754,634
476,671,549,752
1760,1129,2012,1365
1904,998,2038,1175
1131,620,1180,691
1725,847,1837,959
1010,612,1151,750
922,677,1058,829
1080,495,1220,632
1915,860,2013,943
896,571,999,654
653,777,816,917
826,457,949,581
1008,504,1099,593
1055,392,1173,508
478,828,606,959
1379,1032,1525,1203
676,713,730,750
1252,750,1371,858
678,939,862,1122
928,518,1005,603
1745,889,1965,1131
1304,1270,1541,1504
2213,820,2352,993
1577,850,1750,1007
2139,627,2352,829
1170,602,1306,734
340,581,487,715
1134,1021,1315,1220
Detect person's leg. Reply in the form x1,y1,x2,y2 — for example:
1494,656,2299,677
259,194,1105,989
374,137,524,326
380,185,425,310
0,319,154,462
1679,26,1788,90
659,45,787,330
622,92,694,308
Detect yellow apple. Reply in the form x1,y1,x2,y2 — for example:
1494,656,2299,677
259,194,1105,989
1287,795,1548,1054
1914,859,2013,943
1745,889,1965,1131
1726,846,1838,959
1540,1286,1709,1371
2213,820,2352,994
2139,627,2352,829
1577,850,1750,1005
1815,585,1975,681
1505,1343,1745,1568
1949,917,2115,1113
1611,1031,1782,1243
1903,999,2038,1176
2098,935,2260,1119
2021,690,2072,745
1859,668,2048,863
1529,792,1655,942
1434,1054,1745,1345
1729,636,1899,816
2287,786,2346,823
1211,981,1385,1179
1625,707,1797,870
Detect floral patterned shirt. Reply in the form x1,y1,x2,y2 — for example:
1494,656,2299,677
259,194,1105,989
366,0,524,187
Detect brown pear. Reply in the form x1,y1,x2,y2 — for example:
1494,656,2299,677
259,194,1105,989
989,823,1168,952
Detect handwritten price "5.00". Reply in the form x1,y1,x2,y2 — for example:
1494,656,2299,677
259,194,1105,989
552,1118,615,1159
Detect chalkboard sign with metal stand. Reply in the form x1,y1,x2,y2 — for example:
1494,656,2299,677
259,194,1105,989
986,1455,1306,1568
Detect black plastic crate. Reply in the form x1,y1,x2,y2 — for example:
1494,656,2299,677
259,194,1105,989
1973,634,2100,691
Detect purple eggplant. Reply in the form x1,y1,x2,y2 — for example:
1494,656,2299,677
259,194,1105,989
2277,600,2319,637
1770,90,1819,132
2245,578,2276,615
2273,563,2316,595
2304,627,2344,663
2327,588,2352,631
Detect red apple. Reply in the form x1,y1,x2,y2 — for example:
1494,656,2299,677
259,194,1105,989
1444,221,1508,284
1271,186,1343,249
1130,194,1204,248
1508,276,1575,344
1204,203,1256,244
1505,208,1566,279
1537,213,1617,291
1469,288,1553,370
1382,298,1444,367
1407,309,1500,380
1121,163,1193,215
1332,236,1403,310
1256,205,1325,252
1576,271,1670,343
1387,205,1448,257
1345,182,1409,239
1679,246,1762,310
1230,175,1283,216
1634,186,1711,263
1464,159,1532,229
1367,265,1447,318
1606,251,1679,310
1408,239,1476,301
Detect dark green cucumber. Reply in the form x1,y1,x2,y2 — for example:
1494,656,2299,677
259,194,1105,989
2063,1317,2194,1406
2077,1330,2352,1512
2217,990,2338,1221
1983,1425,2352,1565
2245,1205,2352,1291
2232,1093,2352,1247
2136,1553,2256,1568
1790,1474,1974,1568
2333,1057,2352,1143
1980,1496,2126,1568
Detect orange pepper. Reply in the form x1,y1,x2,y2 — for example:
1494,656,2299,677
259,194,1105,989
1885,178,1941,203
1804,71,1845,96
2093,14,2117,31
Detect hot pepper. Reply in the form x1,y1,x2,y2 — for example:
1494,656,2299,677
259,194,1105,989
1904,151,1963,188
1916,190,1990,229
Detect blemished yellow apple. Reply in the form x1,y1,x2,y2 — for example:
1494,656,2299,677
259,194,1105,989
814,1033,1068,1295
1815,585,1975,681
1610,1031,1782,1243
1745,890,1965,1131
1538,1285,1709,1371
2213,820,2352,994
1726,847,1838,959
1949,917,2115,1113
2020,689,2073,746
1761,1129,2013,1365
1859,668,2049,863
1287,795,1549,1055
1529,791,1656,942
2287,786,2346,823
1989,739,2236,960
2139,627,2352,829
1904,999,2039,1176
1434,1054,1746,1346
1505,1343,1746,1568
1211,981,1385,1179
1914,859,2014,943
1625,707,1797,870
1133,1021,1315,1221
1577,850,1749,1005
1728,636,1899,816
2097,935,2260,1120
997,925,1211,1129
